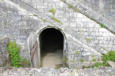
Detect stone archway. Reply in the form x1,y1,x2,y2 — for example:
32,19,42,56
39,28,64,68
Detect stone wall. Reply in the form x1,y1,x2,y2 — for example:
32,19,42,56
0,37,9,66
0,0,115,68
0,67,115,76
65,0,115,33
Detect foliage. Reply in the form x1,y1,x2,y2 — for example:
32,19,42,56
8,41,21,67
91,51,115,68
49,8,56,15
102,51,115,62
67,3,79,12
75,50,79,55
91,62,106,68
67,3,74,8
51,17,63,24
92,56,96,62
21,58,31,67
100,24,105,28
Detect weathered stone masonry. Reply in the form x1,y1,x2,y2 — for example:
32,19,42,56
0,0,115,68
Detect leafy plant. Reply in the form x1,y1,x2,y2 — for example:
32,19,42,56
100,24,105,28
8,41,22,67
91,51,115,68
49,8,56,15
102,51,115,62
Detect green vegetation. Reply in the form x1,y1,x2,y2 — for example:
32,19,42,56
8,41,21,67
51,17,63,24
80,59,84,62
49,8,56,15
61,0,66,3
67,3,74,9
102,51,115,62
41,18,46,22
100,24,105,28
73,8,79,12
75,50,79,55
8,41,31,68
67,3,79,12
91,62,106,68
91,51,115,68
92,56,96,62
62,56,68,63
87,37,91,42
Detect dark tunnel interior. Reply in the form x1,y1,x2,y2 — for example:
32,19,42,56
39,28,64,57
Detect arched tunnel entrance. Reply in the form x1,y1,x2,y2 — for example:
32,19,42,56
39,28,64,68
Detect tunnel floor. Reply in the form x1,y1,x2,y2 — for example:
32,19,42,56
39,28,64,68
41,49,63,68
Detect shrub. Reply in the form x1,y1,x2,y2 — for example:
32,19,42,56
102,51,115,62
8,41,21,67
91,51,115,68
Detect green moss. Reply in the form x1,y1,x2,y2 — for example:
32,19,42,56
33,14,38,16
41,18,46,22
80,59,84,62
62,56,68,63
67,3,79,12
100,24,105,28
87,37,91,41
75,50,79,55
49,8,56,15
92,58,96,62
51,17,63,24
61,0,66,3
67,3,74,8
73,8,79,12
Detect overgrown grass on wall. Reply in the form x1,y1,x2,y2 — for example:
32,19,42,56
8,41,22,67
91,51,115,68
8,41,30,68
